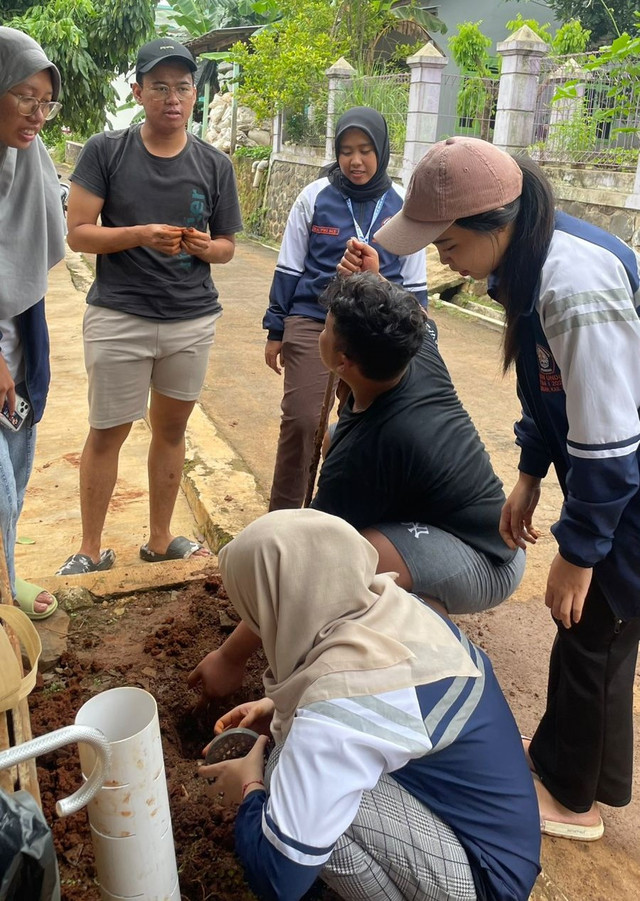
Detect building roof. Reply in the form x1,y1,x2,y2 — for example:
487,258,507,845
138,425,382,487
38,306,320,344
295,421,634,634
184,26,260,56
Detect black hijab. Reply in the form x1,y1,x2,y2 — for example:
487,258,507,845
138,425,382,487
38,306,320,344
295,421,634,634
322,106,392,202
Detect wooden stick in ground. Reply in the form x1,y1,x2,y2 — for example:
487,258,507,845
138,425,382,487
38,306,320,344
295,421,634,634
303,372,336,508
0,530,41,805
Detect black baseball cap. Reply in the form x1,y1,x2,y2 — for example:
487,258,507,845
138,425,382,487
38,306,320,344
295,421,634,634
136,38,197,75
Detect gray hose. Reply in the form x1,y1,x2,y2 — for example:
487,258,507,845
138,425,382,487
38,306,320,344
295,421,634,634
0,724,111,816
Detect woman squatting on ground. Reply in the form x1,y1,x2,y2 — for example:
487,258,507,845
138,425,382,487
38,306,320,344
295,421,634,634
199,508,541,901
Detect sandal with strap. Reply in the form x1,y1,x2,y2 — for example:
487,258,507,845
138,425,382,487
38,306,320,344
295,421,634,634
139,536,210,563
56,548,116,576
14,577,58,620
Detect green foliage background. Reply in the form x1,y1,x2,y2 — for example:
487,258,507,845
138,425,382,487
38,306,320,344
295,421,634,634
1,0,155,136
514,0,636,46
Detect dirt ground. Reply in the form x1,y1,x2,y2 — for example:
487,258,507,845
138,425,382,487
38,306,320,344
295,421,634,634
31,573,341,901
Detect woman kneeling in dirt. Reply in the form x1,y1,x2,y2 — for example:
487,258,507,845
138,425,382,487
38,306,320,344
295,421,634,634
199,508,540,901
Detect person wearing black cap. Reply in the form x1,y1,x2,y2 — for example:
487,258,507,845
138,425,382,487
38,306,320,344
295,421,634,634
263,107,428,511
56,38,243,576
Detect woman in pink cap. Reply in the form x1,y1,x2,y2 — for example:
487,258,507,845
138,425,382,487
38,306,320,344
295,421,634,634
340,135,640,843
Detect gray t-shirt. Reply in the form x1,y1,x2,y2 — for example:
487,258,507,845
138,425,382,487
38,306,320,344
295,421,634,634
71,125,243,321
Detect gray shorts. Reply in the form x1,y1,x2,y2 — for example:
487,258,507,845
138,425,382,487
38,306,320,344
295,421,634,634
376,521,526,614
83,305,220,429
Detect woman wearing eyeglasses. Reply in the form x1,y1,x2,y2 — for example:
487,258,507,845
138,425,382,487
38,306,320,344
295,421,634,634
0,27,65,618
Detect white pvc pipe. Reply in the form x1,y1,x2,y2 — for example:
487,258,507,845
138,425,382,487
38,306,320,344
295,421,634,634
0,724,111,816
75,686,180,901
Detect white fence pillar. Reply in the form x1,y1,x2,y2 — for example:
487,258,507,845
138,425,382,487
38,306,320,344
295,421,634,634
403,42,447,184
325,57,356,162
494,24,548,153
272,111,283,153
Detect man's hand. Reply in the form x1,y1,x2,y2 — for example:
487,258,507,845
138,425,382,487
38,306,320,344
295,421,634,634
0,354,16,414
199,735,268,808
337,238,381,277
214,698,275,737
265,340,284,374
180,226,212,258
187,648,247,706
139,224,184,255
500,472,542,550
546,554,593,629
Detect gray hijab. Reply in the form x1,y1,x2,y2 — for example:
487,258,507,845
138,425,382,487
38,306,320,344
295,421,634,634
0,27,65,318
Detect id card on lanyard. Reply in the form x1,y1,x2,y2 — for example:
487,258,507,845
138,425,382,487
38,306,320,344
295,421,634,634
345,193,387,245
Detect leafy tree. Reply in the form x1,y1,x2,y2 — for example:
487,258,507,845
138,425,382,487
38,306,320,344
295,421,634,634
333,0,447,72
165,0,279,38
230,0,344,121
229,0,449,121
1,0,155,136
448,21,496,139
505,13,554,45
551,19,592,54
514,0,637,46
552,23,640,153
506,13,591,54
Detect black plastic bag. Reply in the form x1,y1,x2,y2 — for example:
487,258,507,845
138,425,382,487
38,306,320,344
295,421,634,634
0,789,60,901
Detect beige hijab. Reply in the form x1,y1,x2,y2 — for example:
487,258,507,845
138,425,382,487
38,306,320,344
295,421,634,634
218,509,479,742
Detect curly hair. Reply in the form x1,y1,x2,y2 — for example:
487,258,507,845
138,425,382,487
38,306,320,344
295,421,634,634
320,272,426,380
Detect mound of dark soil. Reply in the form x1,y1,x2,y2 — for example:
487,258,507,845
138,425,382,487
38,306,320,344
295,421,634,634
29,574,339,901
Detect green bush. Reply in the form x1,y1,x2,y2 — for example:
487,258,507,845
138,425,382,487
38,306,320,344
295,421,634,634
234,145,272,161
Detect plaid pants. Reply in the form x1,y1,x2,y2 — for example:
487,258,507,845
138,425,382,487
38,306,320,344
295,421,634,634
265,748,476,901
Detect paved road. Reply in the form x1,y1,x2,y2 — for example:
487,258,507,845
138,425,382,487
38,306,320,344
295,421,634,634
200,238,640,901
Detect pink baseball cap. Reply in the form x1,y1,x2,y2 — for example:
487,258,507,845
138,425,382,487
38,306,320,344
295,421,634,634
374,137,523,255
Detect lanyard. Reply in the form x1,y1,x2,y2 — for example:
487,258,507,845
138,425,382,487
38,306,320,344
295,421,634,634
345,192,387,245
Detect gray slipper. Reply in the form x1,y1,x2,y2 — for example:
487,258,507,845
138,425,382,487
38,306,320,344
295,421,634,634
56,548,116,576
139,536,209,563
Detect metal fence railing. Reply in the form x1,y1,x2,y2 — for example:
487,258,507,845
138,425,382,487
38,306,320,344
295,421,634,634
334,73,410,154
437,72,499,142
530,51,640,169
281,85,328,149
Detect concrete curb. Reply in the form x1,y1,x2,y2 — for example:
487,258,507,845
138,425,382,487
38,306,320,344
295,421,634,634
182,404,267,552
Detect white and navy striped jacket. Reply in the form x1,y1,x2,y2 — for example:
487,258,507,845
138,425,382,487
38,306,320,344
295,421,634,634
513,211,640,618
262,178,428,340
235,618,540,901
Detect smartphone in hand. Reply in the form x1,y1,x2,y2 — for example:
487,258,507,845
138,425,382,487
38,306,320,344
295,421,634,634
0,393,30,431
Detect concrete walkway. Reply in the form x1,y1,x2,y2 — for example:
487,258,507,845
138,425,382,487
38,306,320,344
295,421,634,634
16,241,640,901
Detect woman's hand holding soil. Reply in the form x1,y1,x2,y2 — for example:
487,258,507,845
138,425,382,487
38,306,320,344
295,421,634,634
187,647,247,706
199,735,268,808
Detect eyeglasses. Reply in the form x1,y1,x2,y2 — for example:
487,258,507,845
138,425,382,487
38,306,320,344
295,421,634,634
9,92,62,121
146,84,195,101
